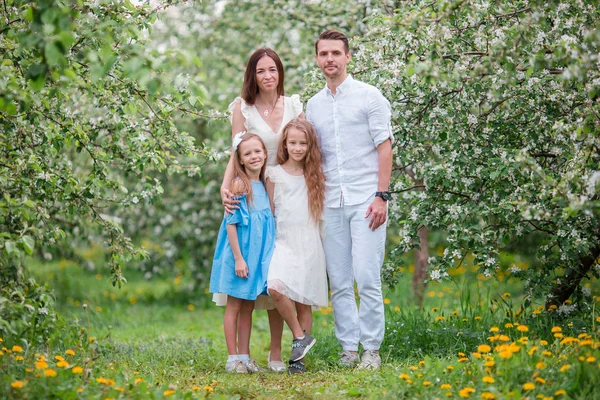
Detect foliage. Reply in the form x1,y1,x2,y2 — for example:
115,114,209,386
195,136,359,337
347,0,600,304
2,258,599,399
0,0,211,286
0,277,57,347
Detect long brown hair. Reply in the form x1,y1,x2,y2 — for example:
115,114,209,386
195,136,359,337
241,48,285,105
277,119,325,222
231,133,268,204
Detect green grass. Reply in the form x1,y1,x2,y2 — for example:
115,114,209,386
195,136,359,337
1,257,599,399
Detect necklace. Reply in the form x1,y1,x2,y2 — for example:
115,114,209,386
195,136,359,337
257,97,279,117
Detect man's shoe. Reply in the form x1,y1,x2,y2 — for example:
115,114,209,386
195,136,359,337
289,334,316,362
356,350,381,370
244,359,264,373
339,350,360,367
287,360,307,374
225,360,248,373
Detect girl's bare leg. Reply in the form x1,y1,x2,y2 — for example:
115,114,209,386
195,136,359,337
269,289,304,338
267,309,284,361
296,303,313,335
224,297,243,355
237,299,255,355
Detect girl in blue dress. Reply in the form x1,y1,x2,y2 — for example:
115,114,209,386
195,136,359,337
210,132,275,373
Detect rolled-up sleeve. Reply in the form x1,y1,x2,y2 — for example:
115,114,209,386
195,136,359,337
367,89,393,146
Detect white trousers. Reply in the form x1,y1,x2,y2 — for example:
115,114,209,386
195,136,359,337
322,196,386,351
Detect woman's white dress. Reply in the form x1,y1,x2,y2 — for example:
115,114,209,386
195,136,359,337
265,165,328,307
213,95,304,309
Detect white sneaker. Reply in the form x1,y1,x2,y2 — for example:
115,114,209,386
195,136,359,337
244,359,264,373
225,360,247,373
268,351,286,372
356,350,381,370
339,350,360,367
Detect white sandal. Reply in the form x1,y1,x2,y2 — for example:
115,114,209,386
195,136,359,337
268,351,286,372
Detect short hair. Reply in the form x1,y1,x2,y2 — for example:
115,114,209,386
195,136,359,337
315,30,350,55
241,48,285,105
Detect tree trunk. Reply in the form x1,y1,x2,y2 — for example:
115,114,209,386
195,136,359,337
412,225,429,307
545,244,600,309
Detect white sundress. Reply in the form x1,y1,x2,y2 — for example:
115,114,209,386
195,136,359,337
265,165,328,307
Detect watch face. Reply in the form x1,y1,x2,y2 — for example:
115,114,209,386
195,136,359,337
377,192,390,201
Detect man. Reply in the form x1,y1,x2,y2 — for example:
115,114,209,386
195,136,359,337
306,30,393,370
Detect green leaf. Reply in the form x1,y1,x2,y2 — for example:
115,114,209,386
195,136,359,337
20,235,35,255
45,42,63,66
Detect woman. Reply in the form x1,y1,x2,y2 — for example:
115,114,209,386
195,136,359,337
218,48,305,372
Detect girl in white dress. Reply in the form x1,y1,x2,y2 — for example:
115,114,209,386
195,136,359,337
265,118,328,373
219,48,304,372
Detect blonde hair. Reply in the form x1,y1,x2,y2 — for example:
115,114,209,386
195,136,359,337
231,133,268,204
277,119,325,222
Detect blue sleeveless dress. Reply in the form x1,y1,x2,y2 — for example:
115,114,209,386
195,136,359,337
210,181,275,301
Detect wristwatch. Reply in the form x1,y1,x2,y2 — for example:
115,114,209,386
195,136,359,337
375,191,391,201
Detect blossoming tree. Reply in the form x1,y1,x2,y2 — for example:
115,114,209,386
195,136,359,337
348,0,599,308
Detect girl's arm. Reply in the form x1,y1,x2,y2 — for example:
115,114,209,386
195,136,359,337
226,224,249,279
220,101,247,213
226,178,249,278
265,177,275,214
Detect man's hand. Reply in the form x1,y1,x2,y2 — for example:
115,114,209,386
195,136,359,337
365,196,387,231
220,187,240,215
235,258,249,279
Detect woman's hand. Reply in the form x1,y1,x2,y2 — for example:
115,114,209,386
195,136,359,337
234,258,249,279
220,187,240,215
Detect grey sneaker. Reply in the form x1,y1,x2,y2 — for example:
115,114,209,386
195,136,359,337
244,359,263,373
225,360,248,373
287,360,307,374
289,334,316,362
268,351,286,372
356,350,381,370
339,350,360,367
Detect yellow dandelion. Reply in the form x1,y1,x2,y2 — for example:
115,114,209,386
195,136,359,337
484,360,495,367
499,335,510,342
535,377,546,384
441,384,452,389
478,344,492,353
458,357,469,362
383,298,392,305
204,386,214,392
502,292,511,298
474,316,482,321
95,306,102,312
567,323,573,327
489,327,499,333
481,392,495,400
192,386,200,391
586,356,596,363
44,369,57,377
57,360,69,368
14,355,24,361
472,352,482,359
540,340,548,345
423,381,431,386
12,345,24,353
11,380,24,389
499,351,512,359
522,382,535,390
65,349,75,356
555,389,566,396
447,365,454,370
505,323,514,328
554,333,564,339
72,366,83,374
551,326,562,333
89,337,96,343
596,316,600,323
135,377,143,384
187,304,195,311
542,350,553,356
395,306,400,312
482,376,495,383
399,373,410,380
560,364,571,372
0,338,3,342
517,325,529,332
408,365,419,371
36,360,49,369
536,361,546,369
436,316,446,322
